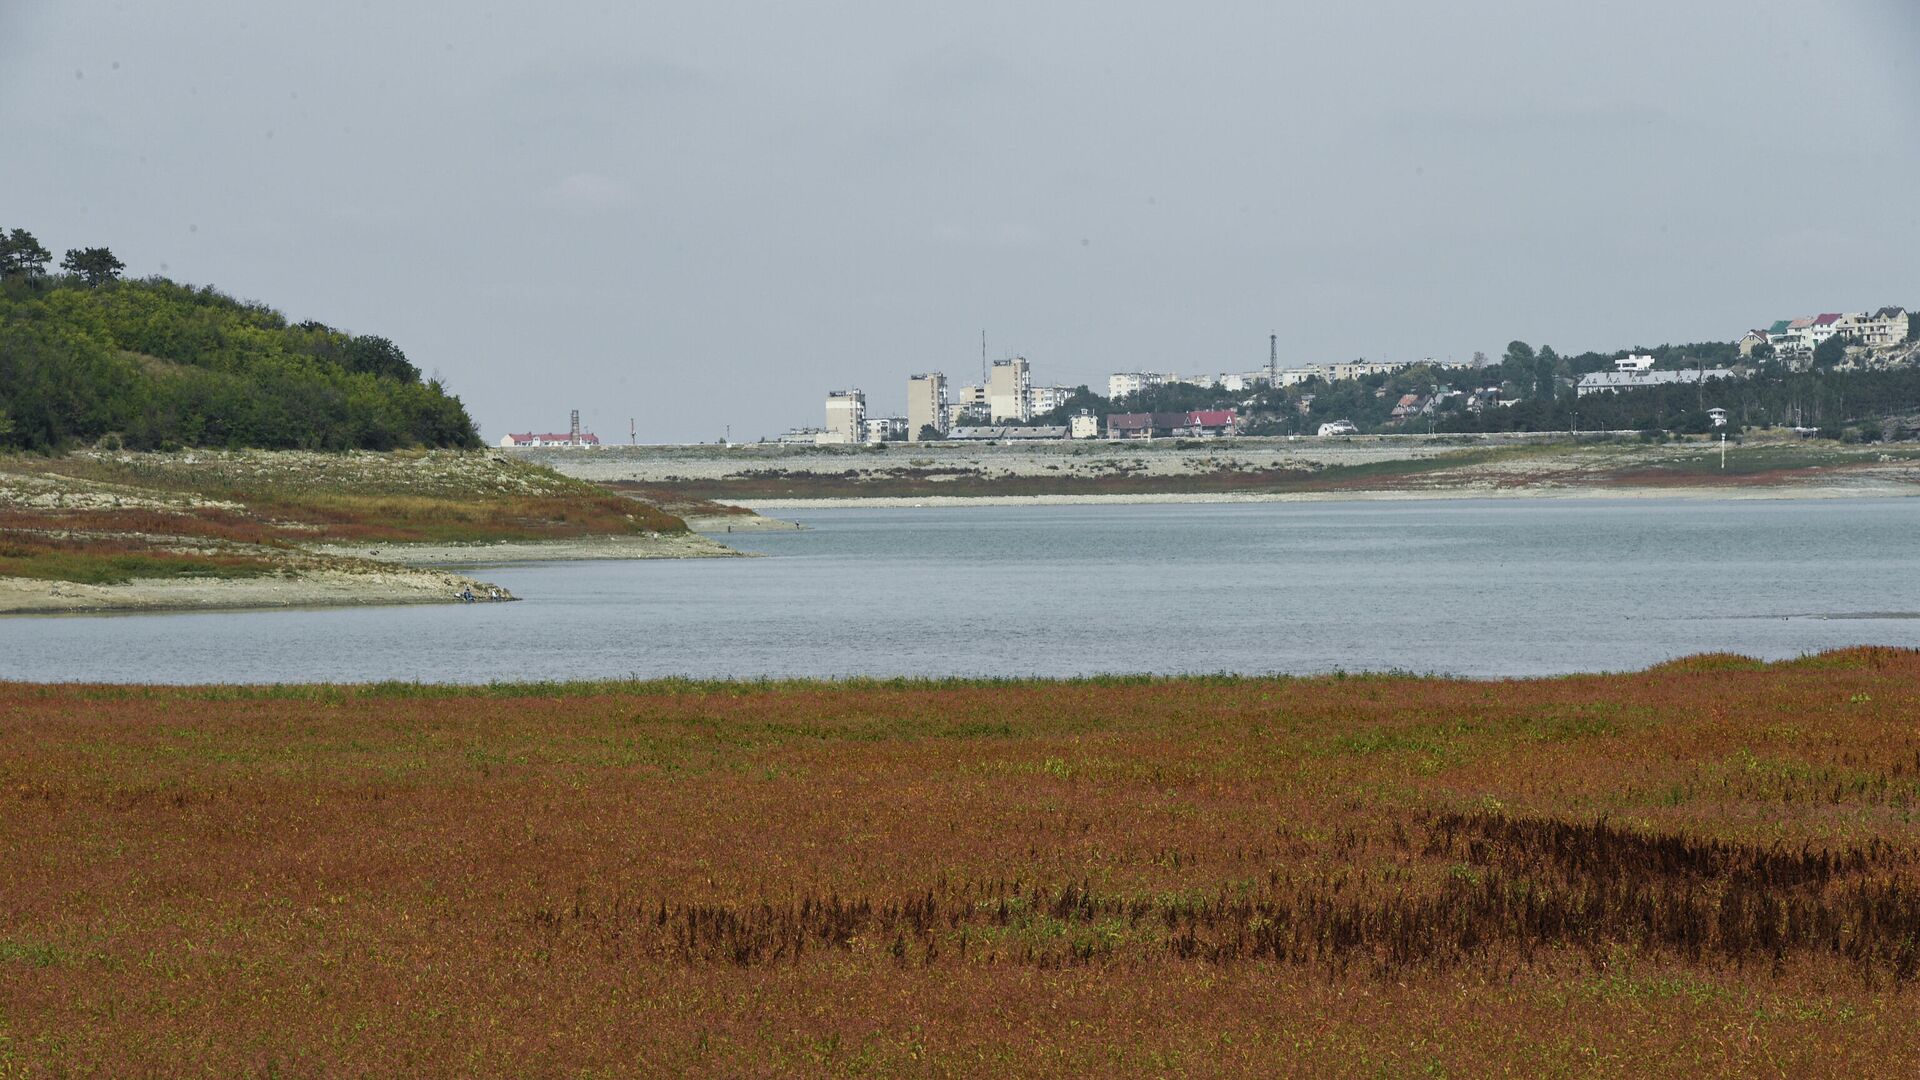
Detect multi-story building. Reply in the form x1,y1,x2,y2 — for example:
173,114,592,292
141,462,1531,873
907,372,948,440
820,389,866,444
1069,411,1100,439
1327,359,1411,381
988,357,1032,422
947,384,988,428
1107,372,1165,400
1025,384,1075,417
1841,307,1910,349
863,417,908,443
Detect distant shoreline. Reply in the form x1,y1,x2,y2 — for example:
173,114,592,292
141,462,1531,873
732,482,1920,510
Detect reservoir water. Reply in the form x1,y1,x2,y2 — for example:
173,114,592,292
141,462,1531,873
2,498,1917,683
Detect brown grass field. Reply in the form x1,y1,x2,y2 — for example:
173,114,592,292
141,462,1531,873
4,649,1920,1076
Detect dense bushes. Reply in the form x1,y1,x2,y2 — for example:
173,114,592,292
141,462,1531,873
0,274,479,451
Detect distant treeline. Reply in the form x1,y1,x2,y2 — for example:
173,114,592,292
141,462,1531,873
1439,368,1920,439
1031,334,1920,438
0,226,479,452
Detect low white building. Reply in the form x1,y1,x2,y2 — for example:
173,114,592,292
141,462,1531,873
1575,368,1738,397
1317,420,1358,437
1069,411,1100,439
498,431,600,448
1614,354,1656,372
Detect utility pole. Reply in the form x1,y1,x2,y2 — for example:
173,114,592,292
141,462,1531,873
629,417,635,446
981,330,988,385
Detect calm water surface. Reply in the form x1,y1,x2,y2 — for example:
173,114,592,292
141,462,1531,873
2,498,1916,683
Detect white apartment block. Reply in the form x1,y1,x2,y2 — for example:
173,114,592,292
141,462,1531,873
1026,384,1075,416
907,372,948,440
1107,372,1165,399
988,357,1032,422
1327,360,1411,381
863,417,908,443
1069,412,1100,439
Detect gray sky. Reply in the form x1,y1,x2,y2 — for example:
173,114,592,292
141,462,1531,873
4,1,1916,442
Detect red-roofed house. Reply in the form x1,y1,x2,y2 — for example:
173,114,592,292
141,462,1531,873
1104,410,1239,438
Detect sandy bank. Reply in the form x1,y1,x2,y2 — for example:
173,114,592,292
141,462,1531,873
311,531,744,567
0,565,507,617
681,514,805,533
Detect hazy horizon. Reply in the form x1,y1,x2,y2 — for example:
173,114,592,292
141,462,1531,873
4,1,1915,442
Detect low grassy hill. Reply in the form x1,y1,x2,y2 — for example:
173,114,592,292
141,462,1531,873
0,273,479,452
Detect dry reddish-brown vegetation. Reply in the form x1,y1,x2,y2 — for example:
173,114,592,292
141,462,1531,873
4,649,1920,1075
0,450,686,584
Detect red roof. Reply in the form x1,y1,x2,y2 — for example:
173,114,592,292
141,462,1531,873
1813,313,1843,326
1187,410,1236,426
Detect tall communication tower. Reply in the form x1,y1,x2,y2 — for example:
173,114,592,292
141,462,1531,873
1269,333,1278,386
570,409,581,445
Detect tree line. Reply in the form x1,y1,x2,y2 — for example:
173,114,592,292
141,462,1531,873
1020,331,1918,439
0,224,480,452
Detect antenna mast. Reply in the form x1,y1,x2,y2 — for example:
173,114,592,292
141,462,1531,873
1269,333,1277,386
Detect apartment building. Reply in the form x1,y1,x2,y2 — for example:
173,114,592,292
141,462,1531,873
906,372,948,440
1107,372,1165,399
820,388,866,444
988,357,1032,422
1026,384,1075,416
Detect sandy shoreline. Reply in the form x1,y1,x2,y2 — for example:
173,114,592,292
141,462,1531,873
0,565,508,617
733,481,1920,510
1,534,745,617
310,531,745,566
680,514,805,533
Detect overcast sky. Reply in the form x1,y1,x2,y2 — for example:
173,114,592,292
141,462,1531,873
3,2,1916,442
